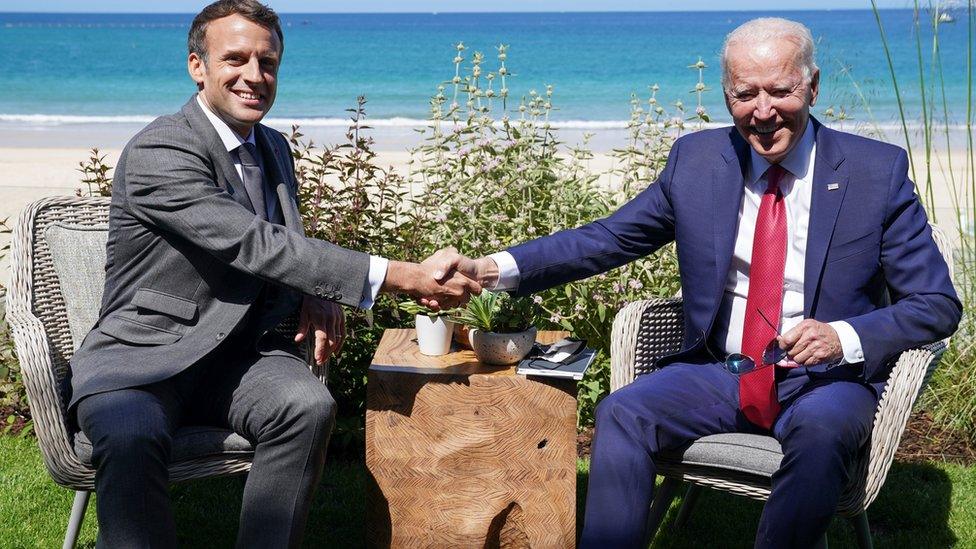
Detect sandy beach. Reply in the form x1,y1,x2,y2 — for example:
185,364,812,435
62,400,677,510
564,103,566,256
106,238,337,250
1,126,972,282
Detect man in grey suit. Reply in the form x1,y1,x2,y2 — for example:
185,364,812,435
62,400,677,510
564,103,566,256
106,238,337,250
68,1,478,546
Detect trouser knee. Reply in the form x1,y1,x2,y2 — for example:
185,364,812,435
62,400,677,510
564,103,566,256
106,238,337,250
90,421,173,471
273,383,337,442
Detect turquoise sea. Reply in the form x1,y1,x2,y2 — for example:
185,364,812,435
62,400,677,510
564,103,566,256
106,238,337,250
1,9,973,131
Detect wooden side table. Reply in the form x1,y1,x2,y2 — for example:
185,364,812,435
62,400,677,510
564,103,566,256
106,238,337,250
366,329,577,548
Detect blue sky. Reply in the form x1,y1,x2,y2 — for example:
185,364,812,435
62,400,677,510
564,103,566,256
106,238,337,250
0,1,917,12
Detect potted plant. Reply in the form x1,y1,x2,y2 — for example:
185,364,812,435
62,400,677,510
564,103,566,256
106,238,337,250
454,292,539,365
399,301,456,356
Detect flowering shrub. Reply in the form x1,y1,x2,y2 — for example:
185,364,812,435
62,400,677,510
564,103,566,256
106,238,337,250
408,44,707,424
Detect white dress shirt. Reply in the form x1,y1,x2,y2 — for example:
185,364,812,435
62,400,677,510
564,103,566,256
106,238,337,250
490,121,864,365
196,96,387,309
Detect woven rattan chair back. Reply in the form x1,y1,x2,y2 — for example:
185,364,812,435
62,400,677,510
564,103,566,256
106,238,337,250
6,196,110,488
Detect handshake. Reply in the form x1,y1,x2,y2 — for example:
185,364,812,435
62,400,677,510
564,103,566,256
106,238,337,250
381,247,500,310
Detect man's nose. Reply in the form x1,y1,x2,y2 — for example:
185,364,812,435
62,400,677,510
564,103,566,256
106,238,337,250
242,57,262,83
753,92,775,120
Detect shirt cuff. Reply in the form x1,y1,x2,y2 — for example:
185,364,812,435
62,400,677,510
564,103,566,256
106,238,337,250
359,255,389,309
828,320,864,365
488,251,520,291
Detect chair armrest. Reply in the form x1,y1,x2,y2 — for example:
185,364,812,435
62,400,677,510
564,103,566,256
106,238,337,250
4,306,93,488
839,342,946,514
611,297,684,392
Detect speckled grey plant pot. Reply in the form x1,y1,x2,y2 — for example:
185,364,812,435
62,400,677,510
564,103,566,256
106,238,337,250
468,327,537,365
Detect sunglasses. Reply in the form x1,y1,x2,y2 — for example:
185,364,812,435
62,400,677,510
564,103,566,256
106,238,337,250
707,309,788,375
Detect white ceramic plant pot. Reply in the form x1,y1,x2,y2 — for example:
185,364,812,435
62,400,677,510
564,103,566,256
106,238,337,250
415,314,455,356
469,327,538,365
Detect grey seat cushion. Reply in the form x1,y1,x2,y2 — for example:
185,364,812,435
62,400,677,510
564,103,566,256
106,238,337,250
43,223,109,351
659,433,784,478
74,426,254,466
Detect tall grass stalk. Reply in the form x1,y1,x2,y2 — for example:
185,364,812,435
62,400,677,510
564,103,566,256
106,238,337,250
871,0,918,183
913,1,936,210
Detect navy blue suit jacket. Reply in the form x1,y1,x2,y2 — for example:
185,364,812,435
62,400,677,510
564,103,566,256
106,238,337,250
508,120,961,398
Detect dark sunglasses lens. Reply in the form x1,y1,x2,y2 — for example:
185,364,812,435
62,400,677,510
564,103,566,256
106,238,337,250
726,353,755,374
763,340,786,365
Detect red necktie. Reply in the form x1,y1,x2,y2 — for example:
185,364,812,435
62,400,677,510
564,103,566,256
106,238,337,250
739,164,787,429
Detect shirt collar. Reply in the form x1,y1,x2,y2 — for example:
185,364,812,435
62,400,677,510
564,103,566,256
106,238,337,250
747,119,815,186
196,94,256,153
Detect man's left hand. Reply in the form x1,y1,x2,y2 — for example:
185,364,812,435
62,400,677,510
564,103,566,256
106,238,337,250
295,296,345,365
777,319,843,366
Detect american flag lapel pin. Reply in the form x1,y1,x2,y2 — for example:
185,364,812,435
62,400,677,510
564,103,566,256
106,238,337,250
827,183,840,191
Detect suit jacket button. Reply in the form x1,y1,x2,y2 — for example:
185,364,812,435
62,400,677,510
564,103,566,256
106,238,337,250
216,332,225,341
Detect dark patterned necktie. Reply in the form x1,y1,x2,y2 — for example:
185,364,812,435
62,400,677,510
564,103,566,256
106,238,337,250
237,142,267,220
739,164,787,429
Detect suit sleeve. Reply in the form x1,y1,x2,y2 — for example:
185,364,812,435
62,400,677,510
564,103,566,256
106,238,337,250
506,139,681,296
120,124,371,308
845,150,962,380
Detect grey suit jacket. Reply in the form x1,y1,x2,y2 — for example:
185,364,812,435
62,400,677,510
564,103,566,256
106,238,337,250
68,95,370,409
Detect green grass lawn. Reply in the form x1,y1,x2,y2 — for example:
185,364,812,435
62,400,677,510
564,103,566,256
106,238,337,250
2,435,974,548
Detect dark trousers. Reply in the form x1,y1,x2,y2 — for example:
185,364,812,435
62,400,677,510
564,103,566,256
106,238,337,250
75,342,336,548
580,361,878,548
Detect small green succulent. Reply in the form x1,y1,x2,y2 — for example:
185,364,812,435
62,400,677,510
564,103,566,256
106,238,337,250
453,292,538,333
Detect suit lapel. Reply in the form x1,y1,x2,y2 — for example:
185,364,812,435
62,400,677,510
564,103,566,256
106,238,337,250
803,122,850,316
181,95,256,214
256,125,304,234
713,132,750,296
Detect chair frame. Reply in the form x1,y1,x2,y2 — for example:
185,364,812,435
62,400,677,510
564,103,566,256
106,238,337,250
608,224,955,549
6,196,320,548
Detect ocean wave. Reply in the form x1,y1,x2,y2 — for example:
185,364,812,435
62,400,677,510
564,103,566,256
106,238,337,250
0,113,969,132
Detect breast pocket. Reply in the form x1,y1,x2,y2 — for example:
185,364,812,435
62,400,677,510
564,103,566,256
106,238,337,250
100,288,198,345
826,229,881,264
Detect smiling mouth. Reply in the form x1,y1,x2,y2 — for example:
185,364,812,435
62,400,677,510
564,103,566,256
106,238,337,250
752,124,779,136
233,90,263,102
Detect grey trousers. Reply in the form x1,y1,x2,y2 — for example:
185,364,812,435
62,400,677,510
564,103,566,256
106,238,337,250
75,341,337,548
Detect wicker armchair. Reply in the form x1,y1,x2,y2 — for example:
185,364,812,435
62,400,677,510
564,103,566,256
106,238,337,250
5,196,318,549
609,224,955,549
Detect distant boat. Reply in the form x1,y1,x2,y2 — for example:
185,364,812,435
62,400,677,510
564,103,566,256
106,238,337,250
938,12,955,23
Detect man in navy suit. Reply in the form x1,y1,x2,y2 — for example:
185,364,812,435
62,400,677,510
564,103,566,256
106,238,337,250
429,17,961,548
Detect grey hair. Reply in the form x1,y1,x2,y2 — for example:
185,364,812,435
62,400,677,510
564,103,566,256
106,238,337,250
720,18,818,90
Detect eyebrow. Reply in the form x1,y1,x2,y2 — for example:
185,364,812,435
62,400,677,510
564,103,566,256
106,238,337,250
221,49,279,61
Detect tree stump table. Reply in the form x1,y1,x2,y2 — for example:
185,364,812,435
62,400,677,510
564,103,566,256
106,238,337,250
366,329,577,548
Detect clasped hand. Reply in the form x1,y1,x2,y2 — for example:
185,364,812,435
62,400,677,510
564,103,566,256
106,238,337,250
416,247,498,310
383,247,487,311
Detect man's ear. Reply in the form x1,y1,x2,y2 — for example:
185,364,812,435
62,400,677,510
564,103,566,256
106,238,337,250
808,68,821,107
188,52,206,88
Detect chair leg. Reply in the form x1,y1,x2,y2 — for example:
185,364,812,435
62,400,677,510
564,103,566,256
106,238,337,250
62,490,91,549
673,484,702,529
851,511,873,549
644,477,681,544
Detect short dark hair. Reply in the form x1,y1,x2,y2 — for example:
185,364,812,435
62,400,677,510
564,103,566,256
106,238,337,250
188,0,284,61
